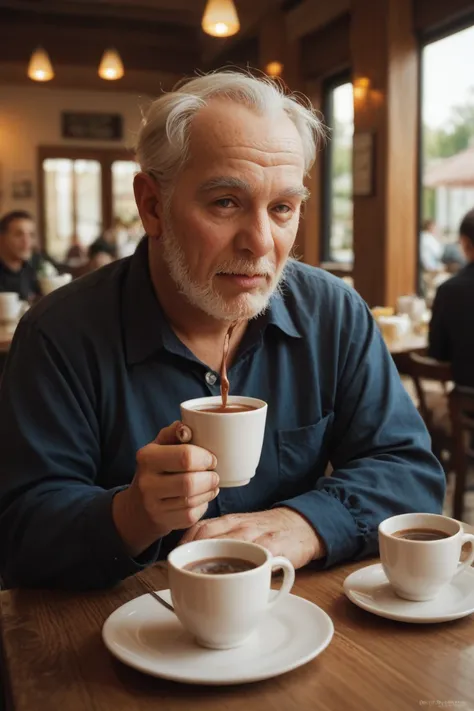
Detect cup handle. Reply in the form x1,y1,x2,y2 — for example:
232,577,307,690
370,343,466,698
267,556,295,610
455,534,474,577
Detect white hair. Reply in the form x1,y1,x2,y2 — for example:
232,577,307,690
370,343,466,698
135,70,324,189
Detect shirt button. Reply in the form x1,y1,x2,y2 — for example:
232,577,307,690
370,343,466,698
205,371,217,386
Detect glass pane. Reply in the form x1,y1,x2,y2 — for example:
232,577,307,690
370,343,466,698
74,160,102,248
43,158,74,261
328,82,354,264
421,25,474,300
111,161,143,257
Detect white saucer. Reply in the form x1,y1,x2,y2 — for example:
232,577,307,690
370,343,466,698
102,589,334,685
343,563,474,623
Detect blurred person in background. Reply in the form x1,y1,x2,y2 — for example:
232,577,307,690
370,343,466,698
0,211,40,302
420,219,444,272
87,239,116,271
429,207,474,387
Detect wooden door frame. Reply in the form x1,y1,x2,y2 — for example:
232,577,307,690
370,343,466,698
37,145,135,251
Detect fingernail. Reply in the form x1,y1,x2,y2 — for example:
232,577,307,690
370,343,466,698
213,473,219,487
210,455,217,469
177,425,191,443
214,488,220,498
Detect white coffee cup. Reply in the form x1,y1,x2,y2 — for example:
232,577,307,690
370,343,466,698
0,292,21,323
168,538,295,649
38,273,72,296
379,513,474,601
180,395,267,487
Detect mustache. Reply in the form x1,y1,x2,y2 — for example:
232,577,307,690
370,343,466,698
214,258,276,278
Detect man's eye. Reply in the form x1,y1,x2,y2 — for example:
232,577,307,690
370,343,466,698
273,204,292,214
214,198,235,208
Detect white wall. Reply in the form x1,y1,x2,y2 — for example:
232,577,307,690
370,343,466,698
0,84,148,219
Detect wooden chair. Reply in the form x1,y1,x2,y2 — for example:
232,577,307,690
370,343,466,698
449,386,474,521
407,353,453,468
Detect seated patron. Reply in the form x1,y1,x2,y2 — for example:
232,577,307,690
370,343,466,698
0,211,40,302
87,239,116,271
0,72,444,590
429,208,474,388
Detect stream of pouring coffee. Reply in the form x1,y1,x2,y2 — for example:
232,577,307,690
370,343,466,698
220,322,238,408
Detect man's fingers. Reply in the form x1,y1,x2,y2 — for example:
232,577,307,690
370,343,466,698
163,488,220,512
155,421,192,446
138,443,216,474
180,515,247,544
158,470,219,499
168,503,210,529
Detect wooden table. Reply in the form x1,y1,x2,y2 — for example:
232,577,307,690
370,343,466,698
2,525,474,711
388,333,428,374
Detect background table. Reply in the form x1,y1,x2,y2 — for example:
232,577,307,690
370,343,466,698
388,333,428,374
2,526,474,711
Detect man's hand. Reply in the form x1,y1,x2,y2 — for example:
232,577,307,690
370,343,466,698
112,422,219,558
180,508,326,569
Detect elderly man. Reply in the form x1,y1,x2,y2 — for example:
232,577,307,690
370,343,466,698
0,72,444,590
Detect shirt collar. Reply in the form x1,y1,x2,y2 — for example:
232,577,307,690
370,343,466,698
122,239,301,366
260,289,302,339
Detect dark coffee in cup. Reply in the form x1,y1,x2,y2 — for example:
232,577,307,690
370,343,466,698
196,404,258,414
183,557,258,575
392,528,451,541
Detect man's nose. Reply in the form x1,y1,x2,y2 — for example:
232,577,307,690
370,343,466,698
234,211,274,258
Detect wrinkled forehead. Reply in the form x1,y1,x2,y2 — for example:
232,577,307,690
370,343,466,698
185,98,305,171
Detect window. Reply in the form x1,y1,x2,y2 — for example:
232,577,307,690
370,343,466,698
420,24,474,298
322,78,354,265
43,159,102,260
39,148,142,262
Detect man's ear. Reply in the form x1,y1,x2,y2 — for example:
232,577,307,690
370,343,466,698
133,173,163,239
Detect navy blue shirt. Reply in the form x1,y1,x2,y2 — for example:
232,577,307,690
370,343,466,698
0,238,445,589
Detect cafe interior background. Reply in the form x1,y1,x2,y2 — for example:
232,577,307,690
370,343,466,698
0,0,474,519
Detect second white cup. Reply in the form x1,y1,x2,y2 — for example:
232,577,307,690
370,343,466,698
379,513,474,601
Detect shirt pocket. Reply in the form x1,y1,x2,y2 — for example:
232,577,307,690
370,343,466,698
278,413,334,493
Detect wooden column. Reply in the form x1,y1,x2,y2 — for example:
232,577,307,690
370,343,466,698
302,79,323,267
259,10,309,261
351,0,419,307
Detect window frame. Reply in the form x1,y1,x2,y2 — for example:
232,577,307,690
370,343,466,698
320,70,353,266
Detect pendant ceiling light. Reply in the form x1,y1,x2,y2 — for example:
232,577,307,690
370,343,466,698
27,47,54,82
265,61,284,77
202,0,240,38
98,48,124,81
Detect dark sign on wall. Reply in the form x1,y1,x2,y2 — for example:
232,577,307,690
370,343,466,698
61,112,123,141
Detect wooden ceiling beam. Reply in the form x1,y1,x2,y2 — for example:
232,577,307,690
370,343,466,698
0,15,198,51
0,0,202,27
0,61,181,94
285,0,351,41
0,32,200,75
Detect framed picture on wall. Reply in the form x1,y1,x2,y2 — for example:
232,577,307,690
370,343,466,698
353,132,375,197
11,171,34,200
61,112,123,140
